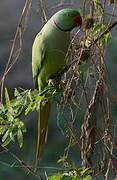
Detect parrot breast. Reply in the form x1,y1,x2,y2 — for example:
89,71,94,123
32,19,70,89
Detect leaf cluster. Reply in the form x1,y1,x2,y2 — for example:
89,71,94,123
49,167,92,180
48,157,93,180
0,86,61,148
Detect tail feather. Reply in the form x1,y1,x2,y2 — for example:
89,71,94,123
35,99,51,169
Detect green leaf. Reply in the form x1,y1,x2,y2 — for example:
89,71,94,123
5,88,11,107
9,131,15,142
62,175,72,180
2,130,9,142
0,116,5,123
2,136,11,146
49,174,84,180
83,175,92,180
28,90,33,102
17,129,23,148
0,126,7,135
62,175,80,180
25,102,36,115
0,103,5,112
49,174,64,180
7,113,14,122
14,88,20,97
5,88,14,118
81,167,92,176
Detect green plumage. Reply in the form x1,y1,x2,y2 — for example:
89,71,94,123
32,19,70,90
32,8,82,164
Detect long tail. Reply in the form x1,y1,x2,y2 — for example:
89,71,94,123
35,99,51,170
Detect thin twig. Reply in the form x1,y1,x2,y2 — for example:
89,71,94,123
0,145,42,180
0,0,32,102
88,20,117,48
56,20,117,78
38,0,48,23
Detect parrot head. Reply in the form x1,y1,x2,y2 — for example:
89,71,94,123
52,9,82,31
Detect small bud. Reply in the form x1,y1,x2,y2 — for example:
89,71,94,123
83,18,94,29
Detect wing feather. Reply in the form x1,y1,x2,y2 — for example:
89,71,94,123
32,32,46,89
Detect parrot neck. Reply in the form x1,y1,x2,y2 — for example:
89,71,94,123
53,19,71,32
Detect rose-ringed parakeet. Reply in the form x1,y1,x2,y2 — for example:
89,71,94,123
32,9,82,162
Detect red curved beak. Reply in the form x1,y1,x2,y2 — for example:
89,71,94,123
75,15,82,27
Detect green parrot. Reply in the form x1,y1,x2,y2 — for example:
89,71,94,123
32,9,82,161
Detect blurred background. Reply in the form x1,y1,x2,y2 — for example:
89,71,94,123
0,0,117,179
